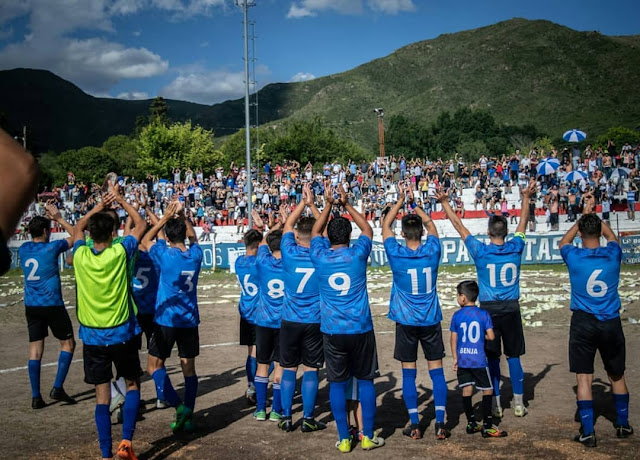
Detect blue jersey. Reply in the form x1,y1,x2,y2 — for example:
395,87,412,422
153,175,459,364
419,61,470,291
254,245,284,329
150,240,203,328
281,232,320,324
19,239,69,307
310,235,373,335
561,242,622,321
132,250,159,316
450,306,493,368
385,236,442,326
235,254,260,322
465,235,525,304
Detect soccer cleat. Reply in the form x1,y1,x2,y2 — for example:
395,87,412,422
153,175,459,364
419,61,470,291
116,440,138,460
32,396,46,409
492,405,503,419
110,392,126,414
301,418,326,432
156,399,170,410
615,424,634,439
402,424,422,440
361,435,385,450
574,428,597,447
183,417,195,433
170,404,193,433
245,387,257,406
514,405,528,417
435,422,451,440
335,437,352,453
278,416,293,432
253,410,267,421
466,421,482,434
50,387,76,404
482,425,508,438
269,411,283,422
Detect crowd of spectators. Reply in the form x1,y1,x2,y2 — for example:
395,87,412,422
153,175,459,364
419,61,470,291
15,140,640,240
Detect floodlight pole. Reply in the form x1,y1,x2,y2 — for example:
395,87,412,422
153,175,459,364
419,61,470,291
374,108,385,159
237,0,255,229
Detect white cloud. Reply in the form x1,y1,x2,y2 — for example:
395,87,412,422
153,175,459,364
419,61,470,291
117,91,150,100
367,0,414,14
133,30,142,36
150,0,227,17
290,72,316,82
286,0,362,19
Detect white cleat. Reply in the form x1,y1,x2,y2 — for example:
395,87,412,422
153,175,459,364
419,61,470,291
492,405,503,419
514,405,528,417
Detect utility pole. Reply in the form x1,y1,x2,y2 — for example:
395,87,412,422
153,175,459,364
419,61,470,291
374,108,385,159
236,0,255,228
250,21,260,173
22,125,26,149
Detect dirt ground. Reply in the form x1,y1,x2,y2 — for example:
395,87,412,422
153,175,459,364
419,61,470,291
1,266,640,459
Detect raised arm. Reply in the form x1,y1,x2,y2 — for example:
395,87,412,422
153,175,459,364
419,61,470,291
45,203,74,246
382,183,405,240
413,203,439,238
340,184,373,239
515,179,536,235
437,190,470,240
311,181,334,239
141,201,179,251
303,183,320,219
558,221,579,249
284,198,306,234
73,196,110,244
109,182,146,242
179,206,198,245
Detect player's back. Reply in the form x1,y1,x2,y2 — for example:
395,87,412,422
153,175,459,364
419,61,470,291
310,235,373,335
465,235,525,304
451,306,493,368
281,232,319,324
150,241,203,328
385,236,441,326
19,240,68,307
132,250,159,316
561,241,621,321
235,254,260,322
254,245,284,328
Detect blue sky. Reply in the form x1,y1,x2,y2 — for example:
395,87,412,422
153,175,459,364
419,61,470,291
0,0,638,104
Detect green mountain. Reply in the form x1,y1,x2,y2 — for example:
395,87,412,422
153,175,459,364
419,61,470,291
1,18,639,154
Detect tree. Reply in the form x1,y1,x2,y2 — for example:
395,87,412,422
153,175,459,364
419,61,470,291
50,147,118,185
137,121,221,176
149,97,169,126
385,115,432,158
596,126,639,149
102,135,139,178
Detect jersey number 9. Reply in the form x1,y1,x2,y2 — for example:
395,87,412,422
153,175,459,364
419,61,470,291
328,272,351,296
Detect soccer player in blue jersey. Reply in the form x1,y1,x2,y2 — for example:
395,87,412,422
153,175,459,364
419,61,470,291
253,212,286,422
450,280,507,438
19,203,76,409
559,193,633,447
143,201,203,434
278,184,326,433
235,228,263,405
73,184,147,460
382,183,449,441
311,183,384,452
438,179,536,418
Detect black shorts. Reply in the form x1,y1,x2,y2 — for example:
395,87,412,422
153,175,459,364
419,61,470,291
83,338,142,385
393,323,445,363
457,367,492,390
602,211,610,220
148,326,200,359
483,309,525,360
569,310,626,376
323,330,379,382
279,320,324,369
135,314,156,350
255,325,280,364
25,306,74,342
239,317,256,346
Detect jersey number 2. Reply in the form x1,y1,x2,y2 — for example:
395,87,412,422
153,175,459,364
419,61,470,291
25,258,40,281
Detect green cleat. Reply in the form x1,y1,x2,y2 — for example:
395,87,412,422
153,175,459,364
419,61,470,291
335,437,352,453
361,435,385,450
269,411,283,422
170,404,193,433
253,410,267,421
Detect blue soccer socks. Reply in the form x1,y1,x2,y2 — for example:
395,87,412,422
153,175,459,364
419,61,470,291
28,360,41,398
246,355,257,387
358,379,377,439
280,369,296,417
507,357,524,397
577,400,595,435
302,371,319,419
272,382,282,414
402,368,419,425
329,381,350,441
184,375,198,411
254,376,269,413
53,351,73,390
122,390,140,441
429,368,447,424
95,404,112,458
152,368,181,408
614,393,630,427
488,359,501,397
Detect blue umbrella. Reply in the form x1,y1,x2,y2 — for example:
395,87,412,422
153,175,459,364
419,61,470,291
610,167,631,182
563,129,587,142
564,170,588,182
536,157,561,176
